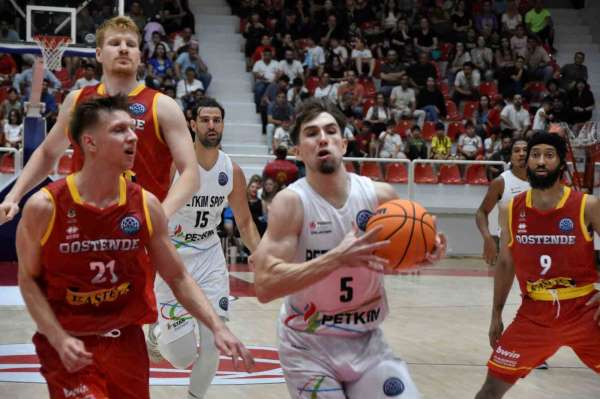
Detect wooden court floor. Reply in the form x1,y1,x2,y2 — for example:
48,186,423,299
0,258,598,398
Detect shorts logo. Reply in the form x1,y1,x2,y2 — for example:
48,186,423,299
356,209,374,231
129,102,146,116
558,218,574,233
218,172,228,186
120,215,140,235
67,209,76,218
383,377,405,396
219,297,229,311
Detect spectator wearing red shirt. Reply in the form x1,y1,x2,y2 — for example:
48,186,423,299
0,53,16,83
263,145,299,187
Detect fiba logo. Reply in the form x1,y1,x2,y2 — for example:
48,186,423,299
120,216,141,235
383,377,405,396
558,218,574,233
219,297,229,311
218,172,228,186
356,209,374,231
129,102,147,116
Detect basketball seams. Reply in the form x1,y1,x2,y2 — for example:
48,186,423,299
394,201,417,269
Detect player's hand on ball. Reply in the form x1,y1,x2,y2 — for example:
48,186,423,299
213,325,255,372
488,314,504,348
586,285,600,325
0,200,19,225
53,335,93,373
329,223,390,272
425,231,447,264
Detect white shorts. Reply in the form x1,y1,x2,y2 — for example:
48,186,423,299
278,323,420,398
155,243,229,344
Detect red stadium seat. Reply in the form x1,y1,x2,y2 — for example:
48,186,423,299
465,164,489,185
526,81,546,94
361,78,377,98
439,80,450,99
0,86,9,103
414,163,437,184
479,81,498,97
462,101,478,120
360,161,383,181
422,121,436,141
306,76,319,95
446,121,465,141
445,100,461,121
57,152,74,175
362,98,375,116
394,120,412,138
385,162,408,183
54,68,72,89
0,153,15,174
439,42,454,61
438,164,463,184
344,161,356,173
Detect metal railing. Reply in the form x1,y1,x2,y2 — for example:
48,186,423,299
0,147,23,174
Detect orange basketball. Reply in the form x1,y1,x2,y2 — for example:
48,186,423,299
366,199,436,270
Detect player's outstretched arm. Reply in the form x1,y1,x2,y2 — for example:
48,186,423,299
144,190,254,371
17,190,93,372
251,189,391,303
489,202,516,348
228,162,260,252
584,195,600,323
0,91,78,225
156,94,200,218
475,177,504,266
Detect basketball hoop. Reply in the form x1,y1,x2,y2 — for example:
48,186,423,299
33,35,71,71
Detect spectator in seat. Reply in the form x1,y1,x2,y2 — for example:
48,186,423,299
413,17,438,56
143,30,171,61
458,121,483,160
501,0,522,35
176,67,204,106
560,51,588,91
499,55,527,98
430,122,453,160
487,133,514,180
525,0,555,52
261,75,290,133
260,176,280,222
0,52,17,84
13,55,61,98
475,0,498,38
278,50,304,82
453,61,480,107
417,76,447,123
0,88,22,121
510,24,528,57
500,93,530,137
474,95,492,137
252,49,280,111
567,79,595,125
72,64,99,90
471,36,494,81
378,120,406,159
320,14,345,42
365,93,392,135
127,1,147,32
37,79,58,129
391,75,426,127
175,42,212,91
0,20,19,41
524,36,553,83
267,90,294,152
263,145,299,187
147,43,174,85
533,97,553,131
549,97,569,123
355,123,378,158
484,127,502,159
329,38,349,65
379,50,407,98
272,120,293,154
324,55,346,82
252,34,276,65
287,78,309,109
314,73,337,103
173,27,196,55
390,17,412,54
303,37,326,76
451,0,472,43
448,42,472,87
1,109,23,149
408,52,438,90
406,125,428,160
247,179,266,236
351,37,375,77
243,13,268,70
337,70,365,118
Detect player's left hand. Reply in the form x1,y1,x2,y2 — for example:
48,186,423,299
213,325,255,372
425,232,447,264
586,284,600,325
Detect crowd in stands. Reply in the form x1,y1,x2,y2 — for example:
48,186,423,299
231,0,596,180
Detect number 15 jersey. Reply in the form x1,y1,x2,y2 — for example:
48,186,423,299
282,174,388,337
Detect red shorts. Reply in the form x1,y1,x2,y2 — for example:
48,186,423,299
488,294,600,384
33,325,149,399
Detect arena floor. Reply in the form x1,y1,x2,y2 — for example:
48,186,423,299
0,258,598,399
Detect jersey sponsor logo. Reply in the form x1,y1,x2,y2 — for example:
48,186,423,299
305,249,328,260
63,383,91,398
285,301,383,334
65,282,130,306
559,218,574,233
308,221,332,235
65,226,80,240
0,344,284,385
320,307,382,326
120,215,141,235
218,172,228,186
59,238,141,253
527,277,575,293
186,195,225,208
514,234,576,245
517,223,527,233
129,102,147,116
383,377,405,396
356,209,373,231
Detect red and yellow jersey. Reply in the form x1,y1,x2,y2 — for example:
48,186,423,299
509,187,597,301
39,174,157,333
70,83,173,201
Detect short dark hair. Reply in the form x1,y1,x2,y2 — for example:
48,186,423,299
526,131,566,166
69,95,130,148
194,96,225,120
290,98,347,145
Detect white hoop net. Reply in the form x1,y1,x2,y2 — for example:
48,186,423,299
33,35,71,71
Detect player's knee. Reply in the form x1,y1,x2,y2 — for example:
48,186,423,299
347,359,420,399
159,335,198,369
475,376,510,399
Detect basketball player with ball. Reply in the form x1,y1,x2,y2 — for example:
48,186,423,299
251,98,446,398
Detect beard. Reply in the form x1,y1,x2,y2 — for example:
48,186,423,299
527,164,562,189
318,157,340,174
199,131,222,148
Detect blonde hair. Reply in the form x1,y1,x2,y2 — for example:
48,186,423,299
96,16,141,47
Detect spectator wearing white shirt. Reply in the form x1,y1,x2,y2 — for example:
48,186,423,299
365,93,393,135
500,94,531,136
390,75,426,126
378,121,406,159
510,24,528,57
330,38,348,64
287,78,309,109
253,49,280,110
2,109,23,148
351,38,375,77
272,119,293,153
176,67,204,104
453,62,481,107
533,98,553,131
501,0,522,35
458,121,483,160
304,37,325,74
313,73,337,103
278,50,304,81
71,64,99,90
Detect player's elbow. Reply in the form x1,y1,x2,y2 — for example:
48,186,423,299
254,271,275,304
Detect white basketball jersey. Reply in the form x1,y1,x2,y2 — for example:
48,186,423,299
499,169,529,205
169,151,233,252
281,173,389,337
